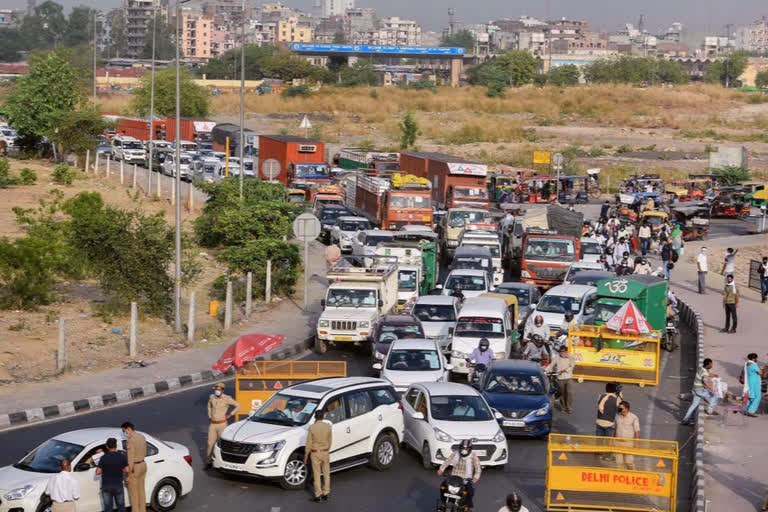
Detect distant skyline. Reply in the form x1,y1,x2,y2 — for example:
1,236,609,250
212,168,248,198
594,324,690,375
5,0,766,36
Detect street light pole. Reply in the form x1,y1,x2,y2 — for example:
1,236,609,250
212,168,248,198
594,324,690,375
147,4,157,194
92,10,97,104
238,0,246,199
173,0,187,333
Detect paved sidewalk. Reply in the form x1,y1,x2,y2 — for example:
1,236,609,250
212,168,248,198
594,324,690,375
0,240,328,417
669,234,768,512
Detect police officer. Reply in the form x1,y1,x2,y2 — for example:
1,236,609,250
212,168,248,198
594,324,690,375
121,422,147,512
206,382,240,467
305,409,332,502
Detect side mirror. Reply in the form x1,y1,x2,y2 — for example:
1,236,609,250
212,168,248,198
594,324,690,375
493,409,503,420
378,299,384,308
448,327,455,336
435,284,443,290
320,299,326,308
372,363,382,370
411,411,425,420
74,462,92,472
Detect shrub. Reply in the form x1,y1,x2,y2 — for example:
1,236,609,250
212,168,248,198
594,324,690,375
0,158,19,188
616,144,632,154
369,89,378,100
589,147,606,157
52,163,76,185
399,77,438,93
19,167,37,185
281,85,311,98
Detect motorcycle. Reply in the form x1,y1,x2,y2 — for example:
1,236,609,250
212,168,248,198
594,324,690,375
465,358,488,387
436,475,472,512
546,371,562,401
661,311,679,353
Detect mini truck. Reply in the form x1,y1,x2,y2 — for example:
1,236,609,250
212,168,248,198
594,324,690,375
374,236,437,310
348,173,433,230
315,256,399,354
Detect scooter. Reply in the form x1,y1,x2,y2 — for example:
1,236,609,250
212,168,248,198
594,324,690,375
465,358,488,387
436,475,472,512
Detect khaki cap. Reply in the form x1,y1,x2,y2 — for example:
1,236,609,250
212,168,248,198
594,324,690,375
213,382,225,390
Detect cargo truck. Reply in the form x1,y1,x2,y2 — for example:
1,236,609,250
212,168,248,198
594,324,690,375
258,134,328,188
519,205,583,289
375,237,437,309
438,207,493,261
348,173,433,230
400,152,490,210
338,148,400,172
116,117,215,143
315,256,399,354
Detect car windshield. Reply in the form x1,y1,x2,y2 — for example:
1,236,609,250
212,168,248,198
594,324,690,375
180,157,191,165
398,269,418,292
203,163,219,173
339,220,369,231
378,324,422,343
242,161,254,171
251,393,319,426
464,242,500,257
318,198,344,206
524,238,575,262
536,294,581,314
454,187,488,199
296,164,329,178
644,215,664,226
455,316,504,338
321,209,346,221
413,304,456,322
389,194,431,209
593,302,622,323
181,143,197,151
445,274,486,291
14,439,85,473
2,129,18,137
326,289,376,307
566,266,594,281
497,286,529,306
485,372,546,394
447,210,490,228
365,235,393,246
581,242,602,255
386,349,441,371
430,395,493,421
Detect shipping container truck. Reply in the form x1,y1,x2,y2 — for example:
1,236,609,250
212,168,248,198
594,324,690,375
338,148,400,172
211,123,258,156
350,173,432,230
400,152,489,210
520,205,583,289
258,134,328,188
115,118,167,141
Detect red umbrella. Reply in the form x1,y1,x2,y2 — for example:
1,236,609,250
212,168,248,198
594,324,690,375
212,334,284,373
604,300,652,335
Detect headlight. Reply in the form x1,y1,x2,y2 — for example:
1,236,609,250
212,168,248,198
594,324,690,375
451,350,466,358
433,427,454,443
254,440,285,452
535,405,549,416
521,270,531,278
492,430,506,443
4,484,35,500
358,321,370,328
318,320,329,328
374,351,384,360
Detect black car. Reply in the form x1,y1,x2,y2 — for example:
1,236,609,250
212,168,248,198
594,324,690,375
317,205,351,243
568,270,616,287
494,282,541,332
371,314,424,365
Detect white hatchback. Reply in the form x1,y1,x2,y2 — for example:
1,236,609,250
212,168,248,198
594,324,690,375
402,382,507,469
374,338,452,395
0,428,193,512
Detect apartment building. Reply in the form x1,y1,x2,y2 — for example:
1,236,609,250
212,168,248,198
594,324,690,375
124,0,156,59
181,10,213,61
277,16,312,43
322,0,354,18
735,17,768,52
376,16,421,46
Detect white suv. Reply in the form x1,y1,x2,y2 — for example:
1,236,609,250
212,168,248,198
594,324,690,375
111,136,146,164
212,377,404,490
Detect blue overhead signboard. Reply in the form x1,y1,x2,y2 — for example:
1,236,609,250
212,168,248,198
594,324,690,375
289,43,465,56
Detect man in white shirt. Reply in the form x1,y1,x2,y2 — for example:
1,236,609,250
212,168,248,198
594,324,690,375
45,459,80,511
720,247,738,282
637,222,651,256
696,247,708,294
613,237,631,264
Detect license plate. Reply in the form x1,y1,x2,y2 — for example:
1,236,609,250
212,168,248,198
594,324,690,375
503,420,525,427
444,493,461,499
334,336,353,342
221,461,241,471
472,450,486,457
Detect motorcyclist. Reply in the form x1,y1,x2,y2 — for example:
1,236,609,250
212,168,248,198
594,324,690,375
498,491,529,512
526,314,548,342
437,439,481,509
522,334,549,364
468,338,494,383
452,283,465,302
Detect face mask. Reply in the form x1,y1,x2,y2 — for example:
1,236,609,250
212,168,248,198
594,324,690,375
121,431,128,440
480,346,488,352
460,450,470,458
214,390,222,397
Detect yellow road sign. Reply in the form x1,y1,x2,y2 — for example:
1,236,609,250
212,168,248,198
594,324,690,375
533,150,551,164
548,466,672,498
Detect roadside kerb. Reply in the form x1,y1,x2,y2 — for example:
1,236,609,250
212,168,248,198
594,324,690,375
0,337,313,430
677,298,706,512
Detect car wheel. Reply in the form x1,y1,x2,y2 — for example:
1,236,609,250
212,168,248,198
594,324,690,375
151,478,180,511
421,442,433,470
314,335,327,355
280,452,309,490
369,433,396,471
36,501,52,512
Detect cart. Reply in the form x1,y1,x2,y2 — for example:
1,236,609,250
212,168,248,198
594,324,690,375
672,206,710,241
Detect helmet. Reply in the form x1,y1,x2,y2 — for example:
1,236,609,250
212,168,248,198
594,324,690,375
479,338,490,351
533,335,544,347
459,438,473,457
506,492,523,512
534,315,544,326
564,313,574,322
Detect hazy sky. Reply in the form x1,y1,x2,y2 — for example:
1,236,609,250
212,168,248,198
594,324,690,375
6,0,766,35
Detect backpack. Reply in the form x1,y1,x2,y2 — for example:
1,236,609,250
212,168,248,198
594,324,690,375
671,250,679,263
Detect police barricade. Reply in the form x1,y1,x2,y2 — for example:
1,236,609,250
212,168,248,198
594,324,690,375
546,433,679,512
568,325,661,386
235,360,347,420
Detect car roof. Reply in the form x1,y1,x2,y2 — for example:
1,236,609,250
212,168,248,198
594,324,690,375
400,225,432,231
489,359,544,374
454,246,492,257
497,282,535,291
54,428,136,445
363,229,393,236
570,261,603,270
379,314,421,326
284,377,386,399
415,295,458,305
447,268,487,277
543,283,596,298
337,216,368,222
417,382,479,396
457,297,508,316
390,338,439,350
580,237,600,243
571,271,615,281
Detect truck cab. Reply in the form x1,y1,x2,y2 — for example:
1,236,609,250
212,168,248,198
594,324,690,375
439,208,492,261
521,229,580,289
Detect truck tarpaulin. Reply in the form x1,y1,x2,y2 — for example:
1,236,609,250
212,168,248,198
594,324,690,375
546,204,584,239
447,162,488,176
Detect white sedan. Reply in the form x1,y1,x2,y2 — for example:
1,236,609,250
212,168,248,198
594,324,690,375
0,428,194,512
373,338,451,395
402,382,507,469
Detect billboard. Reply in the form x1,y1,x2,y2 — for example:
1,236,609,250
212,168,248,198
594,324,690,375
447,162,488,176
289,43,465,56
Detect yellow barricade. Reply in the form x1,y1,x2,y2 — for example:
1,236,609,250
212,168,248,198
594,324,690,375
546,433,678,512
568,325,661,386
234,361,347,420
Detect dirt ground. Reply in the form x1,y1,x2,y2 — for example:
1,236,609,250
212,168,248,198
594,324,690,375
685,245,768,293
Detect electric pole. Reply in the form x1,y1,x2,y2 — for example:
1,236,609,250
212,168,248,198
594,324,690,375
239,0,246,199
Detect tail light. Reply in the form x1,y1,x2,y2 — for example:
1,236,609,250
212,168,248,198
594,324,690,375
183,455,193,467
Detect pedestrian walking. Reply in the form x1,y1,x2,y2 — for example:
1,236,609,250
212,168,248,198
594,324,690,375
720,247,738,281
600,200,610,222
681,358,720,425
722,274,739,333
613,237,630,265
614,401,640,469
206,382,240,467
638,222,651,256
44,459,80,512
661,241,674,280
759,256,768,303
305,409,332,502
696,247,708,294
743,353,762,417
547,346,575,414
96,438,129,512
595,383,620,437
121,422,147,512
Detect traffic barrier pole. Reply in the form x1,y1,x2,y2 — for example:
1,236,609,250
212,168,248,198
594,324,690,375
187,291,196,343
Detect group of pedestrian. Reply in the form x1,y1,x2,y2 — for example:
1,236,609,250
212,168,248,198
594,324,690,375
591,383,641,466
44,422,147,512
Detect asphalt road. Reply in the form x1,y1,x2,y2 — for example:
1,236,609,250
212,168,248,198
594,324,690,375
0,330,696,512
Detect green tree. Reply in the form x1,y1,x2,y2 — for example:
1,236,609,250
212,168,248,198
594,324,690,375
64,6,94,48
711,166,750,185
339,62,377,86
141,13,176,61
495,50,538,87
399,111,420,150
131,67,209,118
441,29,475,52
547,64,580,87
4,49,82,147
48,107,106,157
106,10,128,58
704,51,749,87
0,28,26,62
19,0,68,50
756,69,768,89
584,56,688,85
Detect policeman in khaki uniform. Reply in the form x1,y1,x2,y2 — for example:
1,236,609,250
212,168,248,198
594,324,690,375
304,409,332,502
207,382,240,466
121,422,147,512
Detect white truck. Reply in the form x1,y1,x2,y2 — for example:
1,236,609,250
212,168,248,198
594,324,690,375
375,242,424,311
315,256,399,354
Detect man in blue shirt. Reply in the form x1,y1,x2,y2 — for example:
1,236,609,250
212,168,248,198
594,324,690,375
468,338,494,383
97,437,130,512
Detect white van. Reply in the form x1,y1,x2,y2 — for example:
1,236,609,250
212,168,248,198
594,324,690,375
458,231,504,286
523,283,597,340
449,297,513,375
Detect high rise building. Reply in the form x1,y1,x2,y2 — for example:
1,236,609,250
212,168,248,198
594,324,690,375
322,0,354,18
124,0,156,59
180,10,213,61
735,17,768,52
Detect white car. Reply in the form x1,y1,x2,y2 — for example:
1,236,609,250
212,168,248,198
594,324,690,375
440,269,491,299
111,136,147,164
213,377,403,490
523,283,597,340
402,382,507,469
161,152,194,180
580,237,603,263
330,216,371,253
564,261,603,283
373,338,452,394
411,295,460,353
0,428,193,512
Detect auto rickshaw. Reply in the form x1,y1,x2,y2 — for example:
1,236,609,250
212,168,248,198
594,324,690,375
558,175,592,204
750,188,768,207
741,181,767,206
711,190,751,218
286,188,307,204
638,210,668,234
487,167,535,202
670,179,712,202
520,175,559,203
672,205,710,241
618,174,665,195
